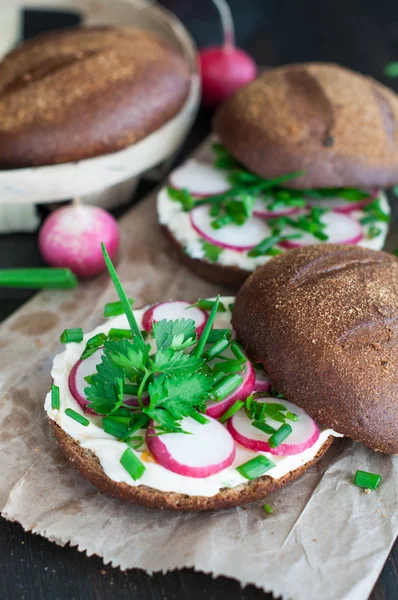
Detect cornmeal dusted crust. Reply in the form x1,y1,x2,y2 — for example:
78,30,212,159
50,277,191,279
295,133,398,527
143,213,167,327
51,420,334,511
0,26,190,168
232,244,398,454
214,63,398,189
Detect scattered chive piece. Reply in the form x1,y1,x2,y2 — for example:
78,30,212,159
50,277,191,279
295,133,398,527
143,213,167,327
211,373,243,401
213,359,242,374
236,455,276,480
101,243,143,340
191,411,210,424
207,329,231,343
0,268,78,289
120,447,146,480
252,420,276,435
384,62,398,78
192,295,220,357
65,408,89,427
108,328,133,340
219,401,245,424
228,303,234,312
263,503,274,514
121,414,151,441
80,332,107,360
203,337,230,360
354,470,382,490
103,417,130,439
104,299,135,318
123,383,139,396
189,299,226,312
285,411,298,422
230,341,246,364
51,384,60,410
60,328,84,344
268,423,292,448
126,436,144,450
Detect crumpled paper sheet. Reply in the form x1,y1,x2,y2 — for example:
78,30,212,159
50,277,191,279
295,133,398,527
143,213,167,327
1,141,398,600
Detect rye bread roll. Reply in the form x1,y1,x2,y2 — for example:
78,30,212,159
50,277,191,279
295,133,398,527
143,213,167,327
214,63,398,189
0,26,191,168
51,420,333,511
232,244,398,454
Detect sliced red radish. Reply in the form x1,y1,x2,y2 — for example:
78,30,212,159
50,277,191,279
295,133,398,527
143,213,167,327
253,368,272,393
306,195,374,214
169,160,231,197
206,359,255,419
253,197,300,218
146,415,235,477
279,211,363,248
190,205,272,251
142,301,208,336
69,348,104,414
227,398,320,456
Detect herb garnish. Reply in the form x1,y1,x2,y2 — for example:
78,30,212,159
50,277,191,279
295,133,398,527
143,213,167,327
201,240,223,262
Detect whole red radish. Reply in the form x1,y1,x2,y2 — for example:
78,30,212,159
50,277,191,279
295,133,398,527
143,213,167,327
199,0,257,107
39,202,119,279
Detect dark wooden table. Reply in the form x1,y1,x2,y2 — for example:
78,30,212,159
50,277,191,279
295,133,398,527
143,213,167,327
1,1,398,598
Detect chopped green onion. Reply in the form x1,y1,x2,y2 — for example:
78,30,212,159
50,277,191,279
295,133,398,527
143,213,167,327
367,225,382,239
263,503,274,514
211,373,243,401
207,329,231,343
354,470,382,490
123,383,139,396
108,328,133,340
252,420,276,435
219,401,245,424
104,298,135,318
203,337,230,360
121,414,151,441
190,412,210,424
167,186,195,211
268,424,292,448
103,417,130,439
384,62,398,78
80,333,107,360
60,328,83,344
51,384,60,410
65,408,89,427
230,342,246,364
236,455,276,480
192,295,220,357
126,436,144,450
120,448,145,481
0,268,78,289
286,411,298,422
213,359,242,374
228,303,234,312
189,299,226,313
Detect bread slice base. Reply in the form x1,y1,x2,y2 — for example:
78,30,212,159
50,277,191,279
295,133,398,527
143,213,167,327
51,419,334,511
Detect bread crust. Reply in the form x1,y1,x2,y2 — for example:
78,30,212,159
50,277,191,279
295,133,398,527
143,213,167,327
214,62,398,189
0,26,190,168
50,420,333,510
232,244,398,454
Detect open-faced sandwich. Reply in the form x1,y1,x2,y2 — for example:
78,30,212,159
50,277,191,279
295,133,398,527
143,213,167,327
46,243,397,510
159,63,395,287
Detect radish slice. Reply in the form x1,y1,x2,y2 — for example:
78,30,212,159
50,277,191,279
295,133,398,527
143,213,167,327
190,205,272,251
146,416,235,477
253,197,300,218
142,301,208,336
306,196,373,214
206,360,255,418
253,369,272,393
280,212,363,248
227,398,320,456
169,161,231,197
69,348,104,414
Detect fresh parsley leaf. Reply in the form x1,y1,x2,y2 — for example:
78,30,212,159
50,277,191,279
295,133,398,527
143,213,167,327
201,239,223,262
85,354,125,415
153,319,196,351
152,349,204,376
104,337,151,372
167,186,194,211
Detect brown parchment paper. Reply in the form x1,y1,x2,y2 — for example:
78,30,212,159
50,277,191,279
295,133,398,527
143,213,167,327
1,141,398,600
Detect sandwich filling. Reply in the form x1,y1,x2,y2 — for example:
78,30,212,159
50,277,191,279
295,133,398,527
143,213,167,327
158,144,390,272
45,296,342,497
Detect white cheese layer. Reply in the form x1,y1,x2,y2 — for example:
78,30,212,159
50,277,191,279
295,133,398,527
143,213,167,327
45,298,342,498
157,160,390,271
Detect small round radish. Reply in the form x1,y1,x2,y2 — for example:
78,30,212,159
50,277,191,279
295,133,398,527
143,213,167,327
142,301,208,336
169,161,231,197
253,369,272,393
227,398,320,456
69,348,104,414
206,360,255,418
279,212,363,249
190,205,271,251
253,197,300,218
306,196,374,214
39,203,119,279
146,415,235,477
199,0,257,107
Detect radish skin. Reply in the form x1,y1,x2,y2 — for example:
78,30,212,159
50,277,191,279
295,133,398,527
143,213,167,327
253,369,272,393
142,301,208,336
146,416,236,477
206,359,255,418
280,212,363,248
68,348,104,414
306,195,375,214
169,161,231,197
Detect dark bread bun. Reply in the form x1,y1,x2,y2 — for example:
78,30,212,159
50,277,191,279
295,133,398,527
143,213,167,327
51,419,333,510
0,26,190,168
232,245,398,454
214,63,398,189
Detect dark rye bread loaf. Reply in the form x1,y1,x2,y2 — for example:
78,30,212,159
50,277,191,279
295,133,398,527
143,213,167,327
214,63,398,189
232,245,398,454
51,420,333,510
0,26,190,168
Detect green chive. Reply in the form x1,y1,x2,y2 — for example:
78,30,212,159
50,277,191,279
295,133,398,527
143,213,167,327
211,373,243,401
236,456,276,480
354,470,382,490
189,299,226,312
286,411,298,422
213,359,242,374
367,225,382,239
65,408,89,426
101,243,143,340
120,448,145,480
103,417,130,439
219,401,245,424
228,303,234,312
207,329,231,343
60,328,84,344
252,420,276,435
126,436,144,450
51,384,60,410
80,333,107,360
123,383,139,396
268,424,292,448
121,414,151,441
0,268,78,289
263,503,274,514
230,342,246,364
384,62,398,78
203,337,230,360
108,328,133,340
193,295,220,357
190,412,210,424
104,299,135,318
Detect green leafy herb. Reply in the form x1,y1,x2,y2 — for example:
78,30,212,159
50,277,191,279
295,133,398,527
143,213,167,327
367,225,382,239
167,186,195,211
80,333,107,360
51,384,60,410
120,447,145,480
153,319,196,351
85,354,125,415
201,240,223,263
65,408,90,427
60,328,83,344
